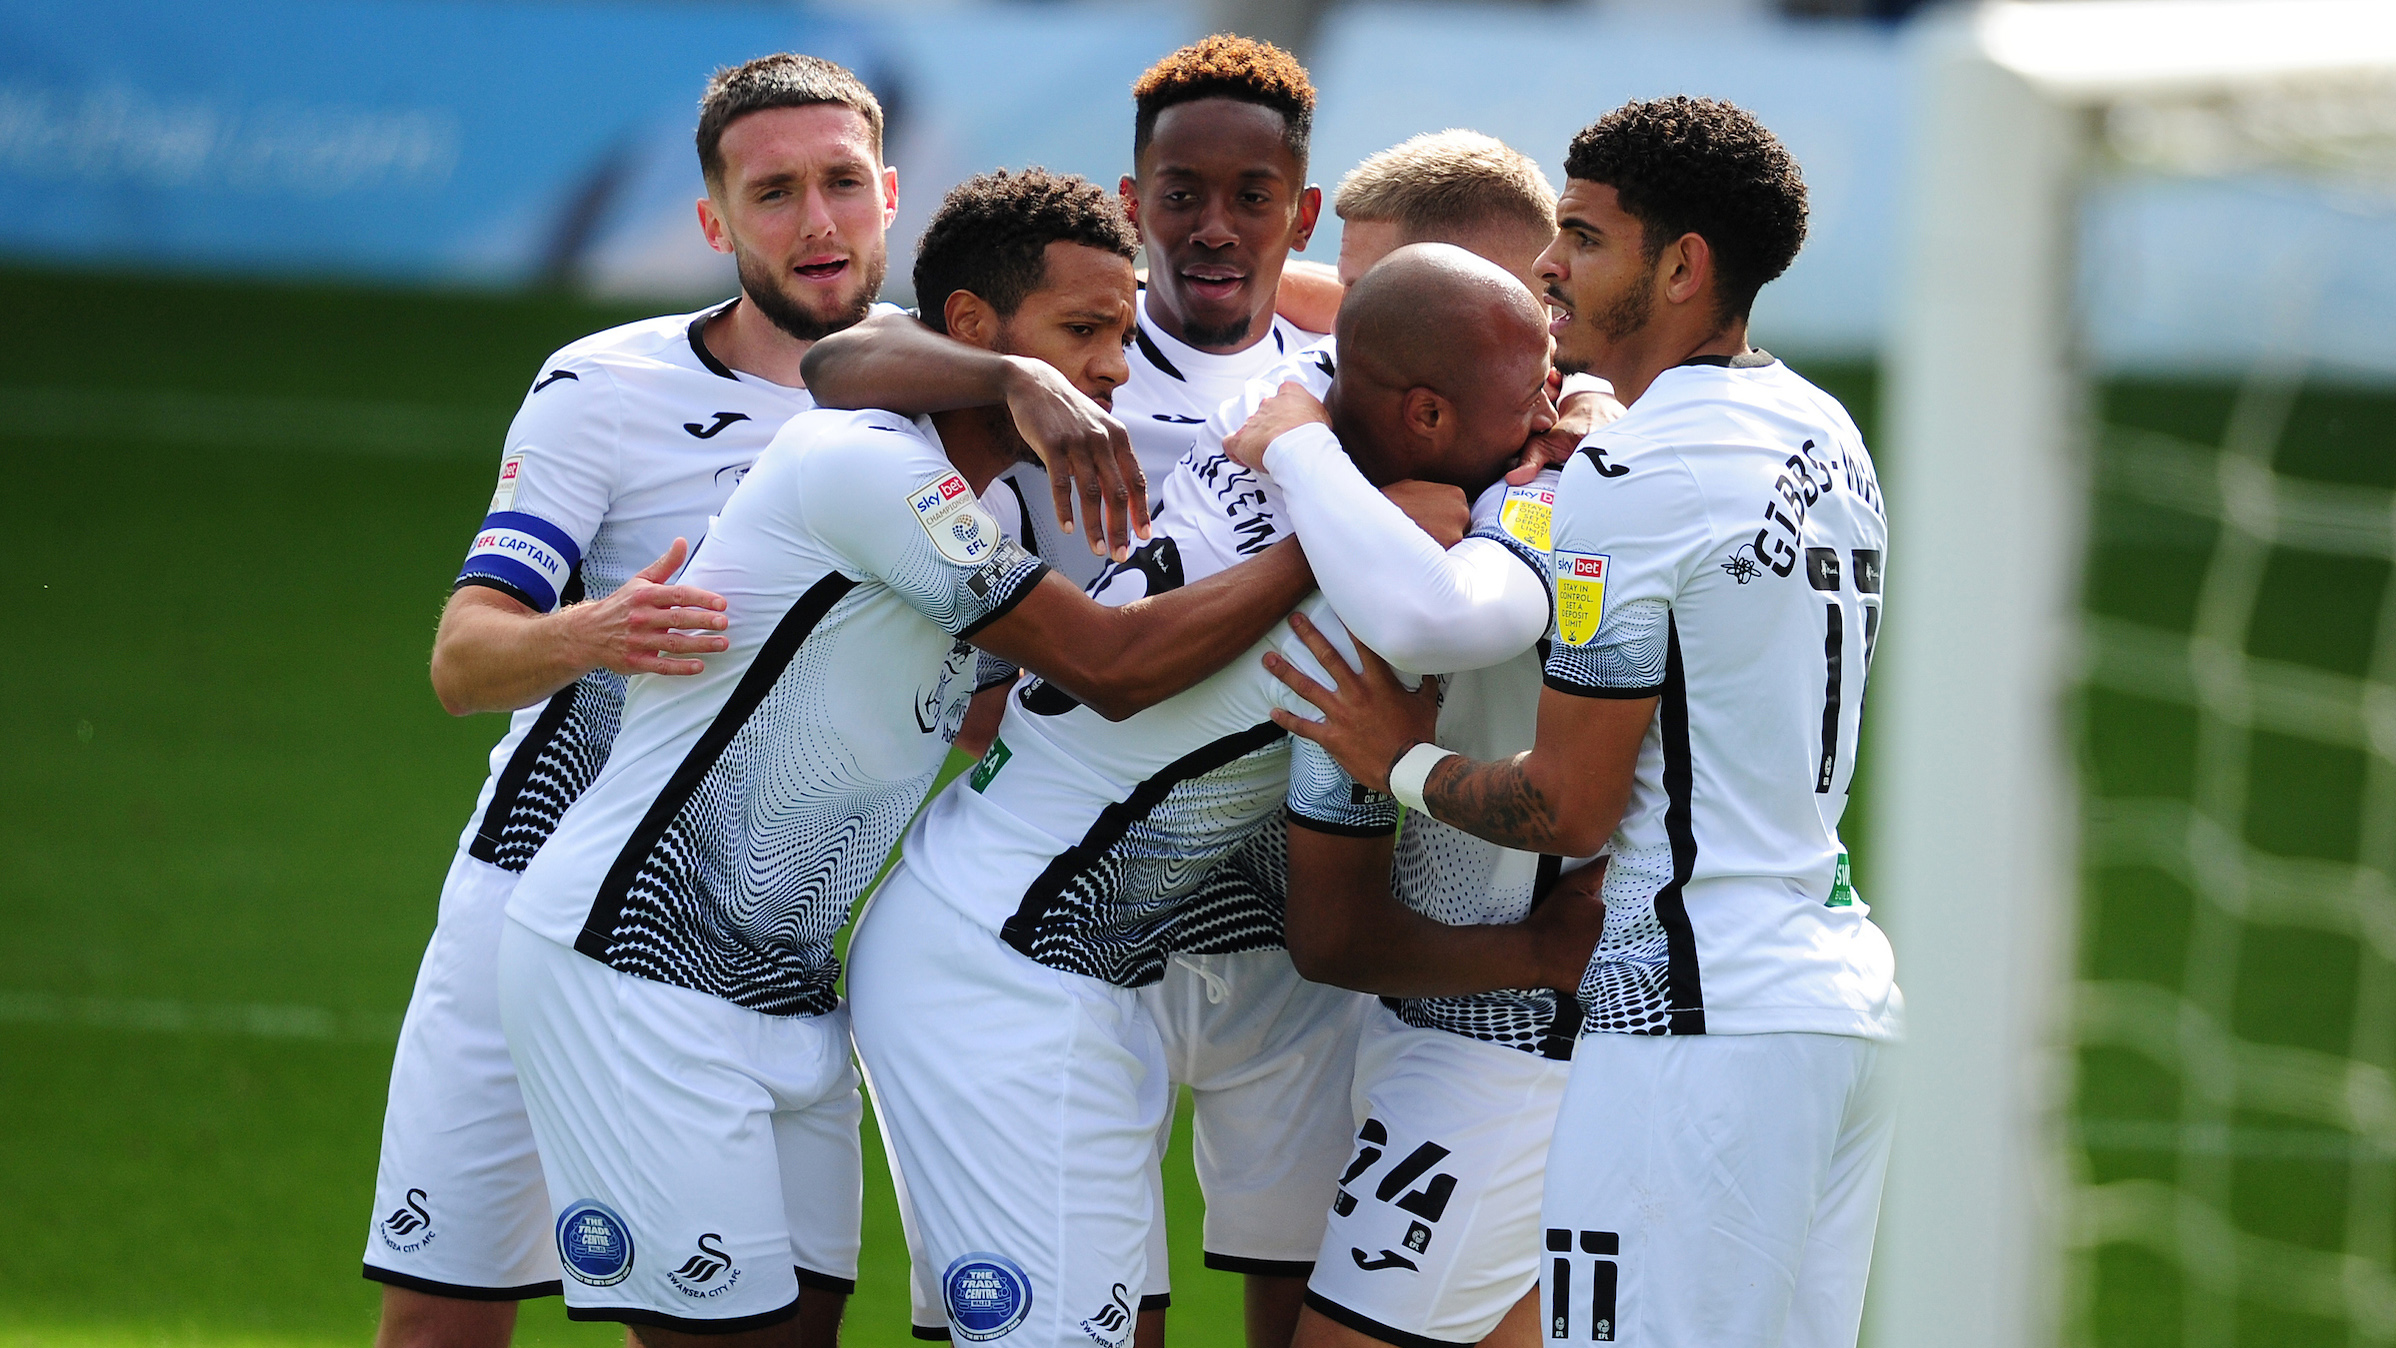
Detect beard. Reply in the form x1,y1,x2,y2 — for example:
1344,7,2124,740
1175,310,1255,350
1548,277,1653,374
1589,275,1654,343
735,243,887,342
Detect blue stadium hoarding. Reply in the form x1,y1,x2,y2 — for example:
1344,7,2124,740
0,0,879,283
0,0,1192,297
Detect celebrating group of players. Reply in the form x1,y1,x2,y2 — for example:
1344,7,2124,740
361,34,1900,1348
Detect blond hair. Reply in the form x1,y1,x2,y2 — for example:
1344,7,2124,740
1333,130,1557,243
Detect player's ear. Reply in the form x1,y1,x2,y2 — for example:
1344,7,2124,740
1663,230,1711,308
1401,386,1449,444
1118,175,1142,232
881,164,900,226
943,290,1002,350
697,195,732,255
1290,184,1323,251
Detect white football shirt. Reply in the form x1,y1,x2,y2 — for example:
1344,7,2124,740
450,299,895,873
891,586,1349,989
897,338,1553,987
1276,466,1603,1057
1543,353,1899,1040
506,408,1048,1015
1000,289,1321,588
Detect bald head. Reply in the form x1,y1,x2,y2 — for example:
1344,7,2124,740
1339,243,1548,397
1325,243,1556,491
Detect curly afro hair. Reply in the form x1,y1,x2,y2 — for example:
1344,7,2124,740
1132,34,1314,172
1563,96,1807,321
912,168,1139,333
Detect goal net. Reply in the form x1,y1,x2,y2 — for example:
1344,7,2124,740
1872,5,2396,1346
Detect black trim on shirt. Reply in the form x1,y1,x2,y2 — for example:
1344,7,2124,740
576,572,859,958
954,557,1052,642
1133,322,1187,382
1282,806,1398,839
1001,722,1289,961
1651,615,1706,1034
999,474,1037,542
1541,673,1666,700
686,299,743,381
468,680,582,865
1528,854,1582,1061
1677,348,1777,370
452,572,545,613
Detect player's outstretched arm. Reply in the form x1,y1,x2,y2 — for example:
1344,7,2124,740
967,537,1313,722
1282,823,1605,997
800,309,1148,560
1226,384,1548,675
1265,610,1653,857
429,538,729,716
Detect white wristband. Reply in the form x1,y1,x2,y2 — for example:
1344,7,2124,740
1388,742,1457,815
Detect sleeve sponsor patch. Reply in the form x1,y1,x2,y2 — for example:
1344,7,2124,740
1499,483,1556,553
457,510,582,612
1552,550,1610,646
907,470,1001,567
488,451,525,512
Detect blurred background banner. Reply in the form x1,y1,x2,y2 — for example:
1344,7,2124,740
0,0,862,285
8,0,2396,375
1306,6,1903,357
0,0,1191,298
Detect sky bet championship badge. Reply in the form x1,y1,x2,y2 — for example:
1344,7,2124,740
1499,481,1555,553
1553,550,1611,646
945,1251,1034,1341
909,470,997,566
556,1199,634,1286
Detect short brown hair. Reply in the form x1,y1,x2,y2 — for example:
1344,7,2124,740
1335,130,1557,244
697,53,883,189
1131,35,1314,172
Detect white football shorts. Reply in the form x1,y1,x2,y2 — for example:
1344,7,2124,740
1144,948,1366,1275
1539,1032,1892,1348
496,919,862,1335
1305,1004,1567,1348
363,850,559,1299
850,865,1165,1348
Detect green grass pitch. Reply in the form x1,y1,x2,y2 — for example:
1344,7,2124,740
3,263,2384,1347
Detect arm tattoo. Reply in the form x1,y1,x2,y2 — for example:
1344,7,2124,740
1421,752,1565,853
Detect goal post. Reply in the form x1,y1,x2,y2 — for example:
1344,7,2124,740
1873,5,2396,1347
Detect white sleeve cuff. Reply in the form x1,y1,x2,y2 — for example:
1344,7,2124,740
1560,372,1615,400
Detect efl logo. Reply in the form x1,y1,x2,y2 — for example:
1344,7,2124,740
1572,557,1607,580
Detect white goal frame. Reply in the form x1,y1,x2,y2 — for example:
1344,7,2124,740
1873,4,2396,1346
